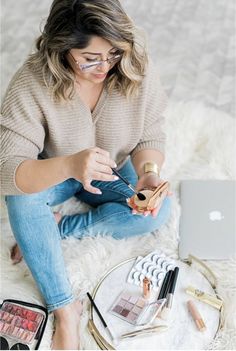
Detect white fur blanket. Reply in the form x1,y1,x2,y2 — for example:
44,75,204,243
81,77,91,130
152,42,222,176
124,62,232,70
1,101,236,350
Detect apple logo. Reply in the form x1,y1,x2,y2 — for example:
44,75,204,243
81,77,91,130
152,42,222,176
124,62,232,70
209,210,224,221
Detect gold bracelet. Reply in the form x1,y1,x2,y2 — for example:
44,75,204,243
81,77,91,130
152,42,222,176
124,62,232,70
144,162,160,177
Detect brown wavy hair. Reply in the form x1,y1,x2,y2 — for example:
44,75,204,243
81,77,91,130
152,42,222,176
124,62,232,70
28,0,148,101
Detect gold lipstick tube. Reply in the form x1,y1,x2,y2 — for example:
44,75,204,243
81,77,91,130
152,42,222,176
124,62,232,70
186,286,223,310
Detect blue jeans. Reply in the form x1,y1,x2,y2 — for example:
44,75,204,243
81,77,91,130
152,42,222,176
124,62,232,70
5,160,171,312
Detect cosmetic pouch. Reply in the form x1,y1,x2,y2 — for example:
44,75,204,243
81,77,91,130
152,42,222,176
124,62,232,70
0,299,48,350
127,181,169,213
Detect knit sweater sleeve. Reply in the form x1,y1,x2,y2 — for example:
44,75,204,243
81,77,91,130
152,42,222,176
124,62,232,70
130,63,168,158
0,64,46,195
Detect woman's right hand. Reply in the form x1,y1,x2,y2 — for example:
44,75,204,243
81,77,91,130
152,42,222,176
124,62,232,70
66,147,118,194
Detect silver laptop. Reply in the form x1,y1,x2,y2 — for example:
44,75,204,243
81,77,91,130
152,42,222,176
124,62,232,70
179,180,236,260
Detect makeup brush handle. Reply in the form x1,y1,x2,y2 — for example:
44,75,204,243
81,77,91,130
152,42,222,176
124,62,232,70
128,183,137,194
111,168,129,184
112,168,137,194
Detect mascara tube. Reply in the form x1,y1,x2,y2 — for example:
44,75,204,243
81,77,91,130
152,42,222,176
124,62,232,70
161,267,179,319
157,270,173,300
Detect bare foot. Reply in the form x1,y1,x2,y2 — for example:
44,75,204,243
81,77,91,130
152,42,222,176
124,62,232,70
10,212,62,264
51,300,83,350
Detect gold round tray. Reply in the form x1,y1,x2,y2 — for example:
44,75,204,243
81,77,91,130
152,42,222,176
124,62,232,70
88,255,224,350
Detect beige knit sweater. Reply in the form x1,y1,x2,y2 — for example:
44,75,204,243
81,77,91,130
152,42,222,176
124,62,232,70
1,61,167,195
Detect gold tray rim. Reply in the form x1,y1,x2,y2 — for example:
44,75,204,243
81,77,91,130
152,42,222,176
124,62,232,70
88,255,224,350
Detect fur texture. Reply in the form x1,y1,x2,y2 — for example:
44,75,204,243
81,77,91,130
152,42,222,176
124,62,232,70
1,101,235,349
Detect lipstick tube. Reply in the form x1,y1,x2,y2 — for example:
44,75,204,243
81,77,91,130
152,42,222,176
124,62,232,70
143,277,151,299
186,286,223,310
187,300,206,332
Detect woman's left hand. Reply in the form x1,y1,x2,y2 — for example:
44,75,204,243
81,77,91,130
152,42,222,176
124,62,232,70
133,173,165,218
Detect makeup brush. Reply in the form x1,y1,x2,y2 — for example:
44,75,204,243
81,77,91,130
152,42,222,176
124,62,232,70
112,168,146,201
87,292,117,343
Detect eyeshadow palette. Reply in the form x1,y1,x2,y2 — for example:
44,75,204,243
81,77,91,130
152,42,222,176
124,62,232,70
0,301,46,349
110,291,166,326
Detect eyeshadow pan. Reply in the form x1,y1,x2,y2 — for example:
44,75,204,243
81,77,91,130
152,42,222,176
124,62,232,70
26,311,36,321
15,317,22,328
27,321,37,332
0,320,4,331
35,314,43,323
121,292,130,300
125,302,133,310
21,319,28,329
27,332,34,343
129,312,138,321
121,309,129,317
136,299,146,308
3,312,9,320
17,329,24,338
112,305,123,314
119,299,127,307
2,323,10,333
12,327,20,337
7,314,14,323
15,308,22,316
129,296,138,304
133,305,142,314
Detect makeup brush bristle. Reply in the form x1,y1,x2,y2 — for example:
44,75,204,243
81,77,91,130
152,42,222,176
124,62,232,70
137,192,146,201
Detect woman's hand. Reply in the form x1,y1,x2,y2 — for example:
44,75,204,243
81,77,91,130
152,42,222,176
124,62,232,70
66,147,117,194
133,172,166,217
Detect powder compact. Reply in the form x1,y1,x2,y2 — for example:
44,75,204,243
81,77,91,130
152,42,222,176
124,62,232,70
110,290,166,326
127,181,169,213
0,299,48,350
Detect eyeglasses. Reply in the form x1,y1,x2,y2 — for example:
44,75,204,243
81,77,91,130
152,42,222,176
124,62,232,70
69,52,122,72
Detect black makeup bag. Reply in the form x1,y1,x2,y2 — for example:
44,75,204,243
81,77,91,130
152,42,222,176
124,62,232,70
0,299,48,350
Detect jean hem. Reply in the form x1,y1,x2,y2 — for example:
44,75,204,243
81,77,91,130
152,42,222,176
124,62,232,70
47,295,75,313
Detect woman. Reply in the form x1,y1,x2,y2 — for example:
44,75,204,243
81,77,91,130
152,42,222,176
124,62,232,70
1,0,171,349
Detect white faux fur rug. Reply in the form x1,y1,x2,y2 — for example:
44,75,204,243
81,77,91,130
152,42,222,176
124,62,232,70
1,101,236,350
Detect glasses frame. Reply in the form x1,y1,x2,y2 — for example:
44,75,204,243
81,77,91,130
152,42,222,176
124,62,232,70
69,52,122,72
